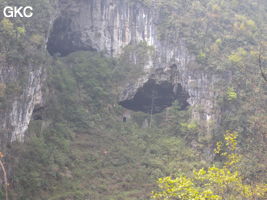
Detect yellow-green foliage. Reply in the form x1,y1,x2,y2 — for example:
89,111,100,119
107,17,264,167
152,132,267,200
0,18,15,36
16,26,26,37
180,122,198,130
228,48,247,64
226,87,237,101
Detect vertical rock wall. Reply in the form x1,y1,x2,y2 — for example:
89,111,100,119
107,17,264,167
0,0,225,148
47,0,223,132
0,61,44,150
48,0,155,57
0,1,58,149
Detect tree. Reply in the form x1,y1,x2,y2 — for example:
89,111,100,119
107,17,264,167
152,132,267,200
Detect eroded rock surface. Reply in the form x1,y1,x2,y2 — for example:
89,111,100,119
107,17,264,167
0,60,44,150
0,0,225,149
47,0,155,57
119,69,189,114
47,0,223,131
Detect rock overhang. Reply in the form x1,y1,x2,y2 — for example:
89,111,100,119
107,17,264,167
47,16,95,57
118,78,190,114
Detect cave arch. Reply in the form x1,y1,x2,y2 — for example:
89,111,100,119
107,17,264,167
119,79,189,114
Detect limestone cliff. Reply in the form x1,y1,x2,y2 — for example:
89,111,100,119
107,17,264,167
48,0,223,131
0,58,44,150
0,1,57,150
0,0,225,149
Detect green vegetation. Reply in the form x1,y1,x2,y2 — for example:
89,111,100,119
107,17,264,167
8,51,201,200
152,132,267,199
0,0,53,112
148,1,267,199
7,48,264,199
0,0,266,199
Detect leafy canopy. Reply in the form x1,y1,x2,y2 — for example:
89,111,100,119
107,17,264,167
152,131,267,200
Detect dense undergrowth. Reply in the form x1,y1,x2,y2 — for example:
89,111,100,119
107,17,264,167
7,50,265,200
7,51,202,200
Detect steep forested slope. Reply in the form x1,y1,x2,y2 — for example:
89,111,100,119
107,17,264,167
9,51,202,199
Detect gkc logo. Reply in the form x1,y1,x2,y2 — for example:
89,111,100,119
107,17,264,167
3,6,33,18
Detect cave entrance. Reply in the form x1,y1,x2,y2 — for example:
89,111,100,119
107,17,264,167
47,16,94,57
119,79,189,114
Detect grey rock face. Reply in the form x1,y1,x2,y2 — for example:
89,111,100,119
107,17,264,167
0,60,44,150
47,0,222,129
0,3,57,149
0,0,223,149
48,0,155,57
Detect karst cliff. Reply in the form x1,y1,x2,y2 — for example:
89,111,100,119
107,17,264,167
0,0,225,149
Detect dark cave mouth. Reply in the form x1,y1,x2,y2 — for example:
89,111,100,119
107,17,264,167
47,16,94,57
119,79,190,114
